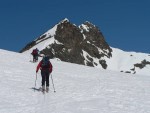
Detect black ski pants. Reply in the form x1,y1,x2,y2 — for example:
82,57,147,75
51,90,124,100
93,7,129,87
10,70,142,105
33,54,38,62
41,70,50,87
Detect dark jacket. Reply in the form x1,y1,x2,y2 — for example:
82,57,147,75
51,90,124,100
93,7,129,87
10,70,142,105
36,60,52,73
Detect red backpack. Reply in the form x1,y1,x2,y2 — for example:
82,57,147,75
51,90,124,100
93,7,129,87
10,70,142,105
32,49,37,55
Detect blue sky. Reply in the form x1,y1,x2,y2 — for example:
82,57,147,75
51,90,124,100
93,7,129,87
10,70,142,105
0,0,150,53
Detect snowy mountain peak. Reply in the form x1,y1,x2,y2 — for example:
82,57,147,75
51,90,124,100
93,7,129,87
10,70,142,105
20,18,150,75
79,21,97,33
84,21,96,27
21,18,112,68
59,18,69,24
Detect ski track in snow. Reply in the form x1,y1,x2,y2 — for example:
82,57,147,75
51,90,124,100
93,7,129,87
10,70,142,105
0,49,150,113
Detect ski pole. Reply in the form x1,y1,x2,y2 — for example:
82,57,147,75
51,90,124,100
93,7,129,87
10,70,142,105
35,73,37,88
51,74,56,92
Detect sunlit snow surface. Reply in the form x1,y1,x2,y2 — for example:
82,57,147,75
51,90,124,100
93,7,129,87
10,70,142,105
0,49,150,113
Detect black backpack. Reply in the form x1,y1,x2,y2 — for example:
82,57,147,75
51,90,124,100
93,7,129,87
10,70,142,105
41,56,50,68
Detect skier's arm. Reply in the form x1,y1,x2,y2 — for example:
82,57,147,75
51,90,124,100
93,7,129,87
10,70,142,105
49,63,53,73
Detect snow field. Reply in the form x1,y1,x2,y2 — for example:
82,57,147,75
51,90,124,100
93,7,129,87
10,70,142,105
0,49,150,113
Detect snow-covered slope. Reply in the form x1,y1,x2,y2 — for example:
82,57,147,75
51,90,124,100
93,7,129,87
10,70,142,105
0,49,150,113
106,48,150,75
21,18,112,70
23,34,150,76
21,18,150,75
23,18,69,54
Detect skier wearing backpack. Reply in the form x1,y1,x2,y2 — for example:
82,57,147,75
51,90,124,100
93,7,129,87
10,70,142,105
36,55,53,91
31,48,39,62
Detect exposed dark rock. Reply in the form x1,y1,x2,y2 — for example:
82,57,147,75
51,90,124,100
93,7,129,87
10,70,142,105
20,41,36,53
20,19,112,69
125,71,131,73
130,67,135,71
133,71,136,74
134,64,144,69
86,61,94,67
94,62,98,66
86,55,93,62
20,34,51,53
80,22,112,58
38,34,47,40
99,60,107,69
134,59,150,69
142,59,150,65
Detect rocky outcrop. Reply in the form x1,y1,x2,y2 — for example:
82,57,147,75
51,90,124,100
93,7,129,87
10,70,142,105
21,19,112,69
134,59,150,69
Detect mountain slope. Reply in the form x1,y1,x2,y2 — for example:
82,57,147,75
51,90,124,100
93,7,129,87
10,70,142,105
21,18,112,68
106,47,150,75
20,19,150,75
0,49,150,113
